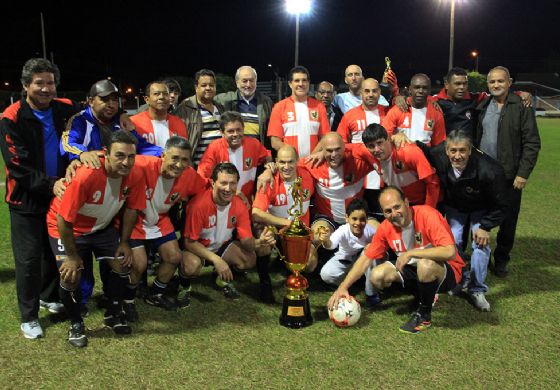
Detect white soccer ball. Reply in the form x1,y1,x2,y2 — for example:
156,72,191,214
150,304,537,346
328,296,361,327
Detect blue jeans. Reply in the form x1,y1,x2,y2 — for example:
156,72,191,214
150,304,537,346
444,206,489,294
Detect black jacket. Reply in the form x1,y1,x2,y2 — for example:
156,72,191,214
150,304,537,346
475,92,540,180
430,143,508,231
0,98,78,214
434,89,483,139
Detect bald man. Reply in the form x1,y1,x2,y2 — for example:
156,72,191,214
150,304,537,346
215,65,273,147
333,65,391,114
382,73,446,147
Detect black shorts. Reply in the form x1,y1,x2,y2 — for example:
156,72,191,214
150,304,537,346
129,232,178,253
388,260,457,293
49,226,120,266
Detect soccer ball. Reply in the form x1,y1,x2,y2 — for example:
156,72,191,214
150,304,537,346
328,296,361,327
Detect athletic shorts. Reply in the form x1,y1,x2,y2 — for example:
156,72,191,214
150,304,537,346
387,259,457,293
49,226,120,266
129,232,178,252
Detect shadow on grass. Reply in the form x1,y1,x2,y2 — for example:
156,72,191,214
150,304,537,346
0,268,15,282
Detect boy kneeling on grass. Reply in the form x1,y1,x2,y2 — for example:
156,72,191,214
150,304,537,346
317,199,382,306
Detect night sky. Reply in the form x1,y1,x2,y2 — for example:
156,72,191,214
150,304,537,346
2,0,559,93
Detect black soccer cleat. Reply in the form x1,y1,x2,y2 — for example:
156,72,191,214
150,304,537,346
104,312,132,335
399,312,432,334
68,322,88,348
123,302,139,322
145,293,177,311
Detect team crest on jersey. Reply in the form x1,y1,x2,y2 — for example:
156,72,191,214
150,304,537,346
123,187,130,197
231,216,237,226
310,110,318,120
427,119,434,130
170,192,180,202
245,157,252,168
146,188,153,199
395,160,404,170
344,173,354,183
465,110,472,120
302,189,310,199
415,232,423,246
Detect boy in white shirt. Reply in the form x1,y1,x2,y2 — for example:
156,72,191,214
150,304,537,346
318,199,381,305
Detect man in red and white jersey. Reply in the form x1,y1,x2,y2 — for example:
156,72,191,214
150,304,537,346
198,111,271,206
359,124,440,208
267,66,330,158
131,80,187,147
183,163,275,299
123,136,208,314
328,186,464,334
382,74,446,147
46,131,146,347
252,145,315,302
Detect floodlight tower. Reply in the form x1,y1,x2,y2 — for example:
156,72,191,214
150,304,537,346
286,0,312,67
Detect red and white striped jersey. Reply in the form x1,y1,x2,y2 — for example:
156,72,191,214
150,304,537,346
197,137,270,200
131,111,187,147
303,150,371,224
131,156,208,240
252,167,315,226
183,189,253,252
382,105,446,146
47,159,146,238
267,96,330,158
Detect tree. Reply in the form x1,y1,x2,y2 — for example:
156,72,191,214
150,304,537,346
468,71,487,93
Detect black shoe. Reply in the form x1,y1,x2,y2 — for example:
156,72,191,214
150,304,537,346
104,312,132,335
145,294,177,311
399,312,431,334
80,304,89,318
68,322,88,348
493,262,508,278
259,284,276,304
223,284,241,300
123,302,139,322
176,287,191,309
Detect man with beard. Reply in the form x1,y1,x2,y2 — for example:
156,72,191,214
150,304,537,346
475,66,540,277
215,66,273,148
328,186,464,334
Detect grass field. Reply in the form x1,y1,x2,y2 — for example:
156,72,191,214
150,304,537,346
0,119,558,389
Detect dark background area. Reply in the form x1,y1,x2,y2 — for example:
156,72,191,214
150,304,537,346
1,0,559,95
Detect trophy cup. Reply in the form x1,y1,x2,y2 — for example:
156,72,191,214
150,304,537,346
277,177,314,328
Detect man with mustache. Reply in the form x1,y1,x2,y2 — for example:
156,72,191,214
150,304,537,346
475,66,540,277
315,81,342,131
328,186,464,334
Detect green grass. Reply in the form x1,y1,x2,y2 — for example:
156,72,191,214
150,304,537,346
0,119,559,389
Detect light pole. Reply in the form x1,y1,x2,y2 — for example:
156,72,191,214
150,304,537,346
471,50,479,73
286,0,311,67
448,0,456,70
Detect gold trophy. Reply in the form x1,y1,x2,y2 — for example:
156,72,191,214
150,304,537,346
276,177,314,328
384,56,392,73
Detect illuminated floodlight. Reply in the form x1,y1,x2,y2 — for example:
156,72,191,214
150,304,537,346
286,0,311,15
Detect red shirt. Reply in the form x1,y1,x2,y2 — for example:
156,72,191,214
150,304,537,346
352,143,440,207
303,150,372,224
337,104,387,144
131,111,187,147
197,137,270,200
382,104,446,146
183,189,253,252
47,159,146,238
267,96,330,158
364,205,464,283
253,167,315,226
131,156,208,240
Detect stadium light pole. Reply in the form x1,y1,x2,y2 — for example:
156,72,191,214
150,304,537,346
448,0,456,70
286,0,312,67
471,50,479,72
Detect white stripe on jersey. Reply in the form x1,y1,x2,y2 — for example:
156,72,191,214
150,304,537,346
380,159,418,188
79,177,124,233
141,176,175,239
199,203,234,252
281,101,319,158
228,146,256,191
151,119,171,147
397,107,433,144
315,165,365,224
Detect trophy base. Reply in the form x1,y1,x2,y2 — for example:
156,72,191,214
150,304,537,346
279,296,313,329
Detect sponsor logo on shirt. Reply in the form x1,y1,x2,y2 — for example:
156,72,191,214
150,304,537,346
245,157,252,169
427,119,434,130
415,232,423,246
310,110,318,120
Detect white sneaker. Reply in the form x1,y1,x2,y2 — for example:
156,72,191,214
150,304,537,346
470,292,491,312
40,300,65,314
21,320,44,339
